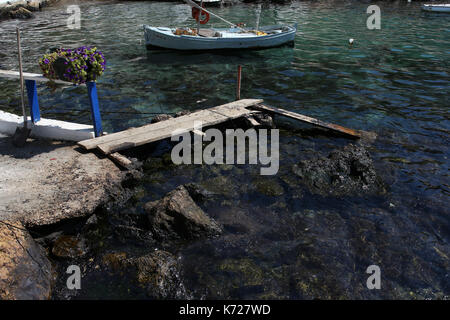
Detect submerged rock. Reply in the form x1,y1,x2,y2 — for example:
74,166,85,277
35,230,63,247
52,235,87,258
292,144,382,196
184,182,216,202
144,186,222,241
102,250,188,299
114,224,154,244
102,252,128,271
82,214,98,232
0,221,53,300
128,250,188,299
197,175,239,199
106,209,153,244
254,178,284,197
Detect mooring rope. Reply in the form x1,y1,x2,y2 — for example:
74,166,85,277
38,107,176,115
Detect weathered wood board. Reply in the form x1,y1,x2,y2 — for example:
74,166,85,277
78,98,374,157
253,104,377,140
78,99,262,154
108,152,133,168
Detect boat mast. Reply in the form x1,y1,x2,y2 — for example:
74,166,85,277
255,4,262,32
197,0,203,34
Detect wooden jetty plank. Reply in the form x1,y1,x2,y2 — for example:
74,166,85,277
253,104,376,139
96,101,259,154
89,110,217,151
78,99,262,150
96,112,223,154
245,116,261,126
80,109,211,150
108,152,133,168
192,129,206,136
0,69,75,85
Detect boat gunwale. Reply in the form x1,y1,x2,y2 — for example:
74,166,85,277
143,24,297,42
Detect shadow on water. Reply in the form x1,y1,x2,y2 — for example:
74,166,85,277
144,46,295,66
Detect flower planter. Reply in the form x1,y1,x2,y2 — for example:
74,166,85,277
39,47,105,85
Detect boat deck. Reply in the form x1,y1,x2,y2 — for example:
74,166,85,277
157,26,287,38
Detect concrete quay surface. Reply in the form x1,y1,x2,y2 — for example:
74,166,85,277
0,133,125,227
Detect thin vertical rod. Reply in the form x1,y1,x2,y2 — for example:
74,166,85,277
16,27,27,128
197,0,203,34
236,65,242,100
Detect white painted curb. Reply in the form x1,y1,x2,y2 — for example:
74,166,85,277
0,110,95,142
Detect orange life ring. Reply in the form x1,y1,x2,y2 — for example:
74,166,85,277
191,6,210,25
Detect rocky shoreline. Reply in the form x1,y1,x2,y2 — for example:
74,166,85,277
0,110,390,299
0,132,141,299
2,119,447,299
0,0,59,21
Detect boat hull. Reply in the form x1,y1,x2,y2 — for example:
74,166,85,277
143,25,297,51
421,4,450,12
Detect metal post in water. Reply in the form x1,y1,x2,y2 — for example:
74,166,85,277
236,65,242,100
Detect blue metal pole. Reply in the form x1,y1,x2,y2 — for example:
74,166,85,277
25,79,40,123
87,81,103,137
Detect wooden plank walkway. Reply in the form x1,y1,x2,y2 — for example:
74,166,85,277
253,104,377,140
78,98,375,156
78,99,262,155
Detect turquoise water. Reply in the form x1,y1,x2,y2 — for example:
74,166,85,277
0,1,448,196
0,1,448,299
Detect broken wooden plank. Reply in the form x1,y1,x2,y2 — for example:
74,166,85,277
253,104,376,140
192,129,206,136
96,103,258,154
108,152,133,168
245,116,261,127
78,99,262,151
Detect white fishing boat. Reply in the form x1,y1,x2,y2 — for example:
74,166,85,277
143,24,297,50
421,4,450,12
144,0,296,50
